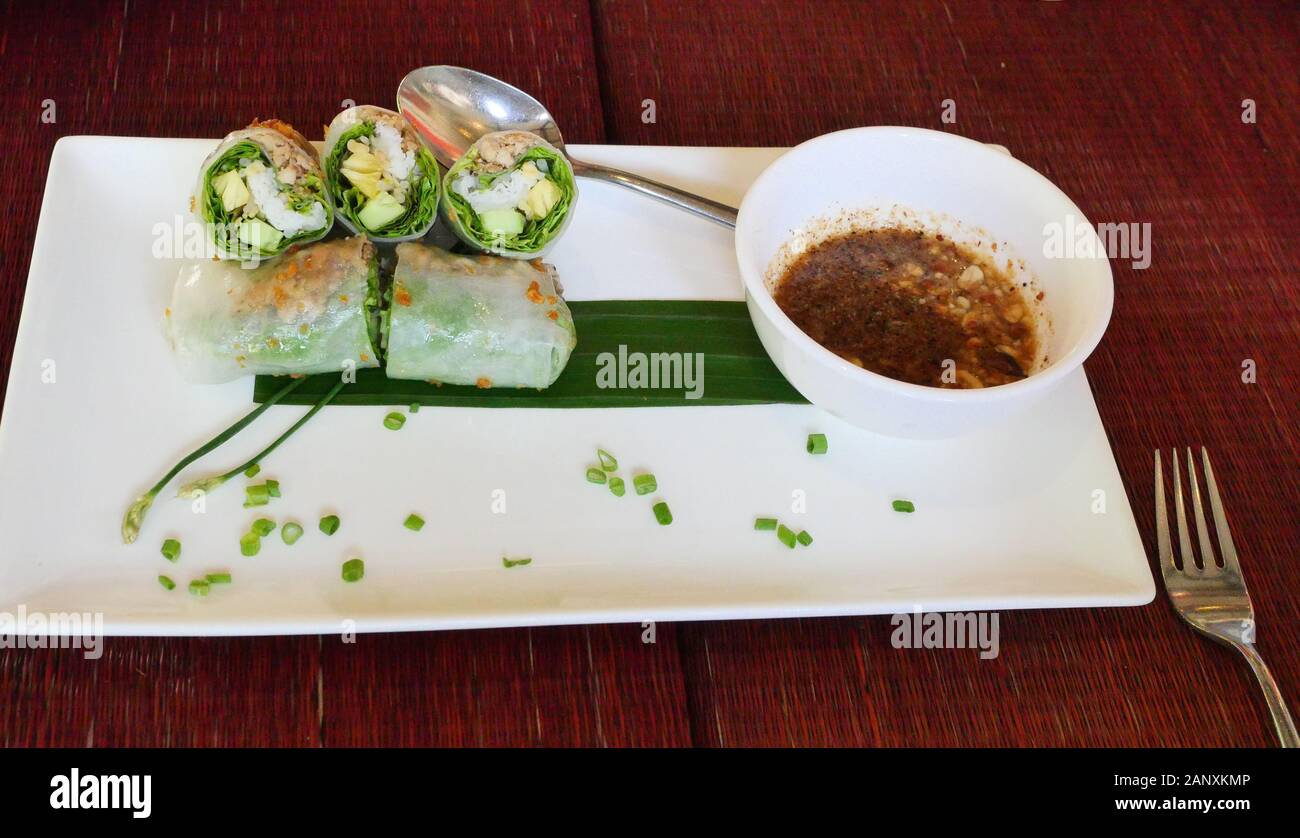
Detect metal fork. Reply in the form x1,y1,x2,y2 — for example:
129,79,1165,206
1154,447,1297,747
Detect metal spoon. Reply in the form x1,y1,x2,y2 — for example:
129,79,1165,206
397,66,738,228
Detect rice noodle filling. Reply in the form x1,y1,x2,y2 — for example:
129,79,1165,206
371,122,415,184
451,166,543,214
242,162,328,239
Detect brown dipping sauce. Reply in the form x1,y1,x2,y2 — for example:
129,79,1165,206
773,228,1039,388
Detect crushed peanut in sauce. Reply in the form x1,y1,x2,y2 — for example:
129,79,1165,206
774,228,1039,388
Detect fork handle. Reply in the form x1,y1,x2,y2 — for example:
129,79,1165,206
1231,641,1299,747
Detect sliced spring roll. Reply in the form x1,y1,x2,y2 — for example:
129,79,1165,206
385,243,576,388
194,119,333,261
442,131,577,259
167,237,381,384
323,105,441,241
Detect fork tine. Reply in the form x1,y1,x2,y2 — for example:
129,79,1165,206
1201,447,1243,575
1172,449,1198,570
1154,450,1175,572
1187,447,1220,570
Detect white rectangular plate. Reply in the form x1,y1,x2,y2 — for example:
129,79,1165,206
0,137,1153,635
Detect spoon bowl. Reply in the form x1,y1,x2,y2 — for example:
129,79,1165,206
397,66,737,227
397,66,568,167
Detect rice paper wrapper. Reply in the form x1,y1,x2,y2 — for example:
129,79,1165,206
323,105,441,243
194,122,333,261
441,130,577,260
167,237,380,384
386,243,576,388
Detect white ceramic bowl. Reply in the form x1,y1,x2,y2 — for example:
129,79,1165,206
735,126,1114,438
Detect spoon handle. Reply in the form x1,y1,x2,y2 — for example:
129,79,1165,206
570,159,737,228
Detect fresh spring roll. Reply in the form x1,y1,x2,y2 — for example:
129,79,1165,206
194,119,333,261
323,105,440,241
442,131,577,259
385,243,576,388
167,237,381,384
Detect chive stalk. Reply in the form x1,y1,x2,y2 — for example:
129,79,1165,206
796,530,813,546
776,524,796,549
892,500,915,513
597,449,618,471
383,412,406,430
502,556,532,568
608,476,625,497
754,517,778,531
319,515,340,536
121,376,308,543
586,467,606,484
633,474,657,495
177,378,346,500
206,572,232,584
251,518,276,536
806,433,828,455
161,538,181,562
653,501,673,526
158,575,176,591
240,532,261,556
404,513,425,531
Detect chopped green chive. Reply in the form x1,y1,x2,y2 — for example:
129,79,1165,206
244,484,270,507
281,521,304,545
160,538,181,562
652,501,673,526
754,517,778,530
319,515,340,536
608,476,626,497
597,448,618,471
383,412,406,430
158,575,176,591
265,479,280,498
251,518,276,537
586,467,607,484
502,556,532,568
341,558,365,582
776,524,797,549
633,473,657,495
240,532,261,557
243,464,261,479
206,572,232,584
796,530,813,546
409,403,420,414
892,499,915,513
806,433,828,455
404,513,425,532
188,579,210,596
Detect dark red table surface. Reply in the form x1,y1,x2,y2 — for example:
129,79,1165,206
0,1,1296,747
